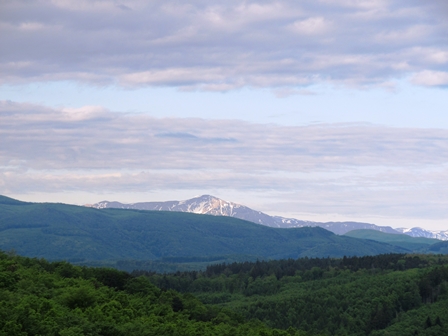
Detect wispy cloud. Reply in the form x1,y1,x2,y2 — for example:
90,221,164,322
2,100,448,220
3,100,448,171
1,0,447,90
411,70,448,87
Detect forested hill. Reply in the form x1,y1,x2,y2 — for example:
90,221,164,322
344,229,445,253
0,250,294,336
136,253,448,336
2,250,448,335
0,195,407,263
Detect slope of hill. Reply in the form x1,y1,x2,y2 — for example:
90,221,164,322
345,229,439,244
426,241,448,254
344,229,440,251
0,195,408,263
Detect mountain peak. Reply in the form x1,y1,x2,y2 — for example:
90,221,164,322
88,195,308,228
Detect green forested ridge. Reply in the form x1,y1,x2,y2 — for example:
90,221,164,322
2,250,448,335
0,195,409,263
344,230,440,252
0,250,302,336
426,241,448,254
344,229,439,244
135,254,448,335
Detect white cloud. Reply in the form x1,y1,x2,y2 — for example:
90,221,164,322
426,51,448,64
289,17,331,35
18,22,47,31
273,88,317,98
411,70,448,87
119,68,227,87
3,100,448,172
0,0,447,90
61,106,108,120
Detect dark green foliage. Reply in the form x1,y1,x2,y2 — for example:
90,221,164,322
112,255,262,273
62,286,97,309
0,250,297,336
425,316,433,328
135,254,448,335
0,196,409,264
2,250,448,335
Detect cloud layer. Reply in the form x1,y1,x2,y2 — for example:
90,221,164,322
1,0,447,90
3,100,448,171
2,100,448,220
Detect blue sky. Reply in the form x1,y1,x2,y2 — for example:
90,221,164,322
1,0,448,229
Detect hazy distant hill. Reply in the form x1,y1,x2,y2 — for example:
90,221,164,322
0,195,409,263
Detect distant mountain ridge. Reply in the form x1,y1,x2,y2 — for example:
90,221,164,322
395,227,448,240
89,195,314,228
88,194,447,239
0,195,409,262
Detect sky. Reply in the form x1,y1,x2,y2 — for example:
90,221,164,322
1,0,448,230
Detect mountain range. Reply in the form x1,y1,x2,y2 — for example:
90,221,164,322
0,195,409,264
88,194,448,240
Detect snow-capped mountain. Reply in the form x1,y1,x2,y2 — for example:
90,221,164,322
88,195,402,235
395,227,448,241
90,195,311,228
